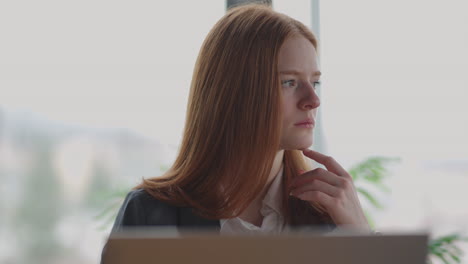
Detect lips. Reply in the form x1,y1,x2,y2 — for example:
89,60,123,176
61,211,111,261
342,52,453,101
294,118,315,126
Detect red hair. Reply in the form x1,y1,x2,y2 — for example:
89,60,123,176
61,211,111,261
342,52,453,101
136,3,334,226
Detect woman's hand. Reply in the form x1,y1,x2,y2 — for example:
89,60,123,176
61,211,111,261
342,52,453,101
289,149,371,232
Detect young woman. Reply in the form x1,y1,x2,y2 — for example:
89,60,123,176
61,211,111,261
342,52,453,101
107,3,371,238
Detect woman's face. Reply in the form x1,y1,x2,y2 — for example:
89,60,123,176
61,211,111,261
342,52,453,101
278,35,321,150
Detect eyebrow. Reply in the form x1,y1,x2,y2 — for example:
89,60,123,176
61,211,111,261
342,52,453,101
278,70,322,77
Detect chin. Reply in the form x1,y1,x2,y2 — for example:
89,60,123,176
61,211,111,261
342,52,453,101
282,139,313,151
299,142,313,150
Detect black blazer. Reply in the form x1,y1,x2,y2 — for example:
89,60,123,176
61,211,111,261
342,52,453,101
101,188,220,263
111,188,221,231
101,188,336,263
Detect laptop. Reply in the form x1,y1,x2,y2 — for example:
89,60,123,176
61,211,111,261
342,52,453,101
102,227,429,264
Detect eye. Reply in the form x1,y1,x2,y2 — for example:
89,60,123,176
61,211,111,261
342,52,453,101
281,79,298,88
313,81,321,89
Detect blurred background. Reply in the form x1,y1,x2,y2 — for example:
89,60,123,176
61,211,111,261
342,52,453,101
0,0,467,263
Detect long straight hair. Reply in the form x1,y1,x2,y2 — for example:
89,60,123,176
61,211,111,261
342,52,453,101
136,3,334,226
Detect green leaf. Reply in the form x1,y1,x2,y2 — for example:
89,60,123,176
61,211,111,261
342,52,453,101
356,187,383,209
447,252,461,263
373,182,391,193
449,244,463,255
428,233,467,264
432,251,451,264
362,209,375,229
348,156,400,185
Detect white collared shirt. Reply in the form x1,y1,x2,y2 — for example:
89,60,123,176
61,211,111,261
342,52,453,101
220,163,286,235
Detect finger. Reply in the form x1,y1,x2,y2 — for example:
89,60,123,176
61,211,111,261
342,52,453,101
290,178,340,198
296,190,335,209
302,149,349,177
291,168,342,188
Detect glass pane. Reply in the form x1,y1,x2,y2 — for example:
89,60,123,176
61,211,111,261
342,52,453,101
0,1,225,263
320,0,468,252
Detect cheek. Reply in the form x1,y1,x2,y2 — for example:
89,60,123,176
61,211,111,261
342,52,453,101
281,97,296,126
281,112,293,129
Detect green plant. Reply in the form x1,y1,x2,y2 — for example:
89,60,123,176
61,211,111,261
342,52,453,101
348,156,400,228
350,156,467,264
428,233,468,264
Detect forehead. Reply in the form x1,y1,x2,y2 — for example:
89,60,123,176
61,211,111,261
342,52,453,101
277,35,318,73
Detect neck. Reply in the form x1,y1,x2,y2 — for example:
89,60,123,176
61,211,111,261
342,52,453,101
265,149,285,190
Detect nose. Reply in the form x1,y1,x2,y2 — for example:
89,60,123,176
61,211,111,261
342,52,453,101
298,82,320,110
